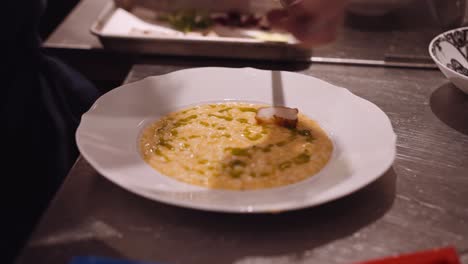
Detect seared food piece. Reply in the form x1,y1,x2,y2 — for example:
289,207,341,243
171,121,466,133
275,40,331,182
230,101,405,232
255,106,298,128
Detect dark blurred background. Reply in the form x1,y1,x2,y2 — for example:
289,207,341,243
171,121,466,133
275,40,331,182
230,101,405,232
40,0,128,95
40,0,80,40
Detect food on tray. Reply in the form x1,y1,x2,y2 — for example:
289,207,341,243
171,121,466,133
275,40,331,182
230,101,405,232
157,9,213,32
139,102,333,190
157,9,271,33
152,9,292,42
104,7,295,42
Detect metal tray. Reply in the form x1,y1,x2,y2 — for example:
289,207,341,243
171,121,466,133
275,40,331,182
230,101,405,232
90,2,312,61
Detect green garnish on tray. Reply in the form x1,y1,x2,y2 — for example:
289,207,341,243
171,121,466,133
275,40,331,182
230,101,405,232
158,10,212,33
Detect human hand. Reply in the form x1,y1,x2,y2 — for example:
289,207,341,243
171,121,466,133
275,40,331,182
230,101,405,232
268,0,348,47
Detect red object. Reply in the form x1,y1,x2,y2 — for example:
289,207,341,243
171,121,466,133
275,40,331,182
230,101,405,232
356,247,461,264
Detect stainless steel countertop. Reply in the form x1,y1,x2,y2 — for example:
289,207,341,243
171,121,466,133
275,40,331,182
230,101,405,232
15,61,468,264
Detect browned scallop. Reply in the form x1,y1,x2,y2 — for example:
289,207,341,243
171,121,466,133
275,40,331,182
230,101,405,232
255,106,298,128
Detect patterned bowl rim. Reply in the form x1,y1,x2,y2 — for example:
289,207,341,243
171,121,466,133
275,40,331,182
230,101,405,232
429,26,468,80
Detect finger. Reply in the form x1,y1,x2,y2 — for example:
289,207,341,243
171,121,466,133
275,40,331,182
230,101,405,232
288,13,343,47
283,0,344,42
267,9,290,30
279,0,302,7
287,0,347,21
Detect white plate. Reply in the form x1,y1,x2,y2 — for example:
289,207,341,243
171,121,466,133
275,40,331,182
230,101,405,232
76,67,396,213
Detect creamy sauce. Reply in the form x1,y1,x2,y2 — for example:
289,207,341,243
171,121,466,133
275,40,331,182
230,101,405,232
140,102,333,190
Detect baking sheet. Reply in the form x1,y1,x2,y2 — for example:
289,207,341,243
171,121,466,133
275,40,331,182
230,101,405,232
91,2,312,61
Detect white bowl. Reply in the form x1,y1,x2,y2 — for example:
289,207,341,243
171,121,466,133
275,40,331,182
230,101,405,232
347,0,415,16
429,27,468,94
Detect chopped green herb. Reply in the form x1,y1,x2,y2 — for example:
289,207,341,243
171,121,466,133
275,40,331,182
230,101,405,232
159,140,174,150
174,121,187,127
262,144,274,152
239,107,257,113
170,129,178,136
158,9,213,33
182,143,190,148
278,161,292,171
208,114,233,121
297,129,311,136
231,148,250,157
154,148,170,161
290,128,315,142
180,115,198,122
156,122,169,133
230,160,247,167
293,153,310,164
229,170,243,178
243,128,263,141
228,160,247,178
218,107,232,113
275,141,288,147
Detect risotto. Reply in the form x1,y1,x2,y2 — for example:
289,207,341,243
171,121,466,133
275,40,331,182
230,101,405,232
139,102,333,190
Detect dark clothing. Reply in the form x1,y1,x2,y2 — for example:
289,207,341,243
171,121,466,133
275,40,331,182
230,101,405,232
2,1,99,262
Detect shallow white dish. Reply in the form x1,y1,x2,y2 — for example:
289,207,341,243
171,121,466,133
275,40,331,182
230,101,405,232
76,67,396,213
429,26,468,94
